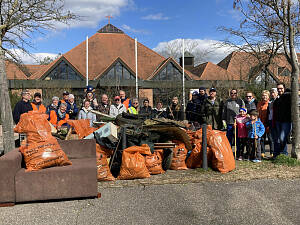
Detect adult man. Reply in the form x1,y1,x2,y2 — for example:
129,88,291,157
166,96,184,121
244,91,257,112
139,99,152,118
31,92,46,113
222,89,245,146
128,98,139,115
67,94,79,120
202,88,223,130
186,91,200,123
109,96,127,117
98,94,110,115
60,91,69,105
13,90,33,124
273,83,291,157
267,88,279,157
119,90,131,109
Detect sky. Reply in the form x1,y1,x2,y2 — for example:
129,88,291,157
19,0,242,64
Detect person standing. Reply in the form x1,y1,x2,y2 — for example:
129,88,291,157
152,102,167,118
78,100,96,127
257,90,271,158
273,83,291,157
82,86,98,110
202,88,223,130
119,90,131,109
186,91,200,123
244,91,257,112
13,90,33,124
128,98,139,115
109,96,127,117
139,98,152,118
31,92,46,113
166,96,184,121
235,108,250,160
246,110,265,162
222,89,245,147
98,94,111,115
267,88,279,157
67,94,79,120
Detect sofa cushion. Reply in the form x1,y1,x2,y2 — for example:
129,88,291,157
15,158,97,202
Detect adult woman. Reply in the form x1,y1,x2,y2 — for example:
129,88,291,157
166,96,184,121
49,103,69,128
78,100,96,127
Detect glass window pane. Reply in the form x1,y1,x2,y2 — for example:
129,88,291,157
45,60,82,80
123,66,133,79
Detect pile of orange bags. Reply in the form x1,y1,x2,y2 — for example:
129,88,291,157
14,111,72,172
118,144,152,180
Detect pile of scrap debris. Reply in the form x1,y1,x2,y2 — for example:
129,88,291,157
54,111,236,181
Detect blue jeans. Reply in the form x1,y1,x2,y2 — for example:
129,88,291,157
226,124,239,157
274,122,291,157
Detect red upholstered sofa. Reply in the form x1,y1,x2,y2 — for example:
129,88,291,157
0,139,98,206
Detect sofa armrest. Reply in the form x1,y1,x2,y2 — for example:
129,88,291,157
0,149,22,203
58,139,96,159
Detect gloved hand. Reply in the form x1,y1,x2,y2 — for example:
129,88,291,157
222,120,227,130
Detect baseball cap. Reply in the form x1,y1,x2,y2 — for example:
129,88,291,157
63,91,69,95
192,91,198,95
209,88,216,92
86,85,94,93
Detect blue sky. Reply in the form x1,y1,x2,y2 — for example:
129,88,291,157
21,0,241,64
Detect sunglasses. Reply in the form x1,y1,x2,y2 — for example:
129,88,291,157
133,102,139,105
246,96,252,98
115,99,120,101
230,92,237,95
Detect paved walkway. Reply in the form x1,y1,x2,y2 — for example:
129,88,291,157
1,179,300,225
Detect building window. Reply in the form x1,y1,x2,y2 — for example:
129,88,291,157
153,62,186,80
45,60,82,80
102,62,135,80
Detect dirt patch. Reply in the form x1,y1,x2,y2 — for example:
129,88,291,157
98,160,300,188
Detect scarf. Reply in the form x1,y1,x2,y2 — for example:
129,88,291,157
57,109,66,119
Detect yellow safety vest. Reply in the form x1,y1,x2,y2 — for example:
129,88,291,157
128,106,138,115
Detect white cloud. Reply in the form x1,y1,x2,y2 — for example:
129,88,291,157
121,24,149,34
7,49,58,64
55,0,133,29
153,39,234,64
141,13,170,20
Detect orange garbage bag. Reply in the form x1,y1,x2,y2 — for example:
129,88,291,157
207,130,235,173
14,111,53,143
19,138,72,172
118,144,151,180
67,119,97,139
170,140,188,170
186,142,212,169
96,143,113,158
145,149,165,175
96,144,115,181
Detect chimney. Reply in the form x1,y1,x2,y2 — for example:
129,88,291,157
179,51,194,71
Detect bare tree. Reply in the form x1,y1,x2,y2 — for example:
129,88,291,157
0,0,76,154
155,39,213,65
231,0,300,159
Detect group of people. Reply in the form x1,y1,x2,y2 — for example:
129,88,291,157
185,83,291,162
12,83,292,161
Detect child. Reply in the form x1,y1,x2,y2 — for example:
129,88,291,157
246,110,265,163
235,108,250,160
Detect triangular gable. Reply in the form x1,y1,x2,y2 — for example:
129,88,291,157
39,56,85,81
148,57,193,80
95,57,137,80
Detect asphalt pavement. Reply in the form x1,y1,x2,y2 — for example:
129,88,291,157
1,179,300,225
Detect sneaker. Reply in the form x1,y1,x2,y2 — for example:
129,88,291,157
238,156,243,161
252,159,262,163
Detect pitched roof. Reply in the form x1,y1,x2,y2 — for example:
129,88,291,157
97,23,124,33
59,31,166,80
5,61,29,80
191,62,237,80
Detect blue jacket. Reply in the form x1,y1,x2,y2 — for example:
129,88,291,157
246,119,265,138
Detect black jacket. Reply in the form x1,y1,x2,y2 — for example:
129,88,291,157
166,104,184,121
186,99,201,122
13,100,33,124
273,93,291,123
